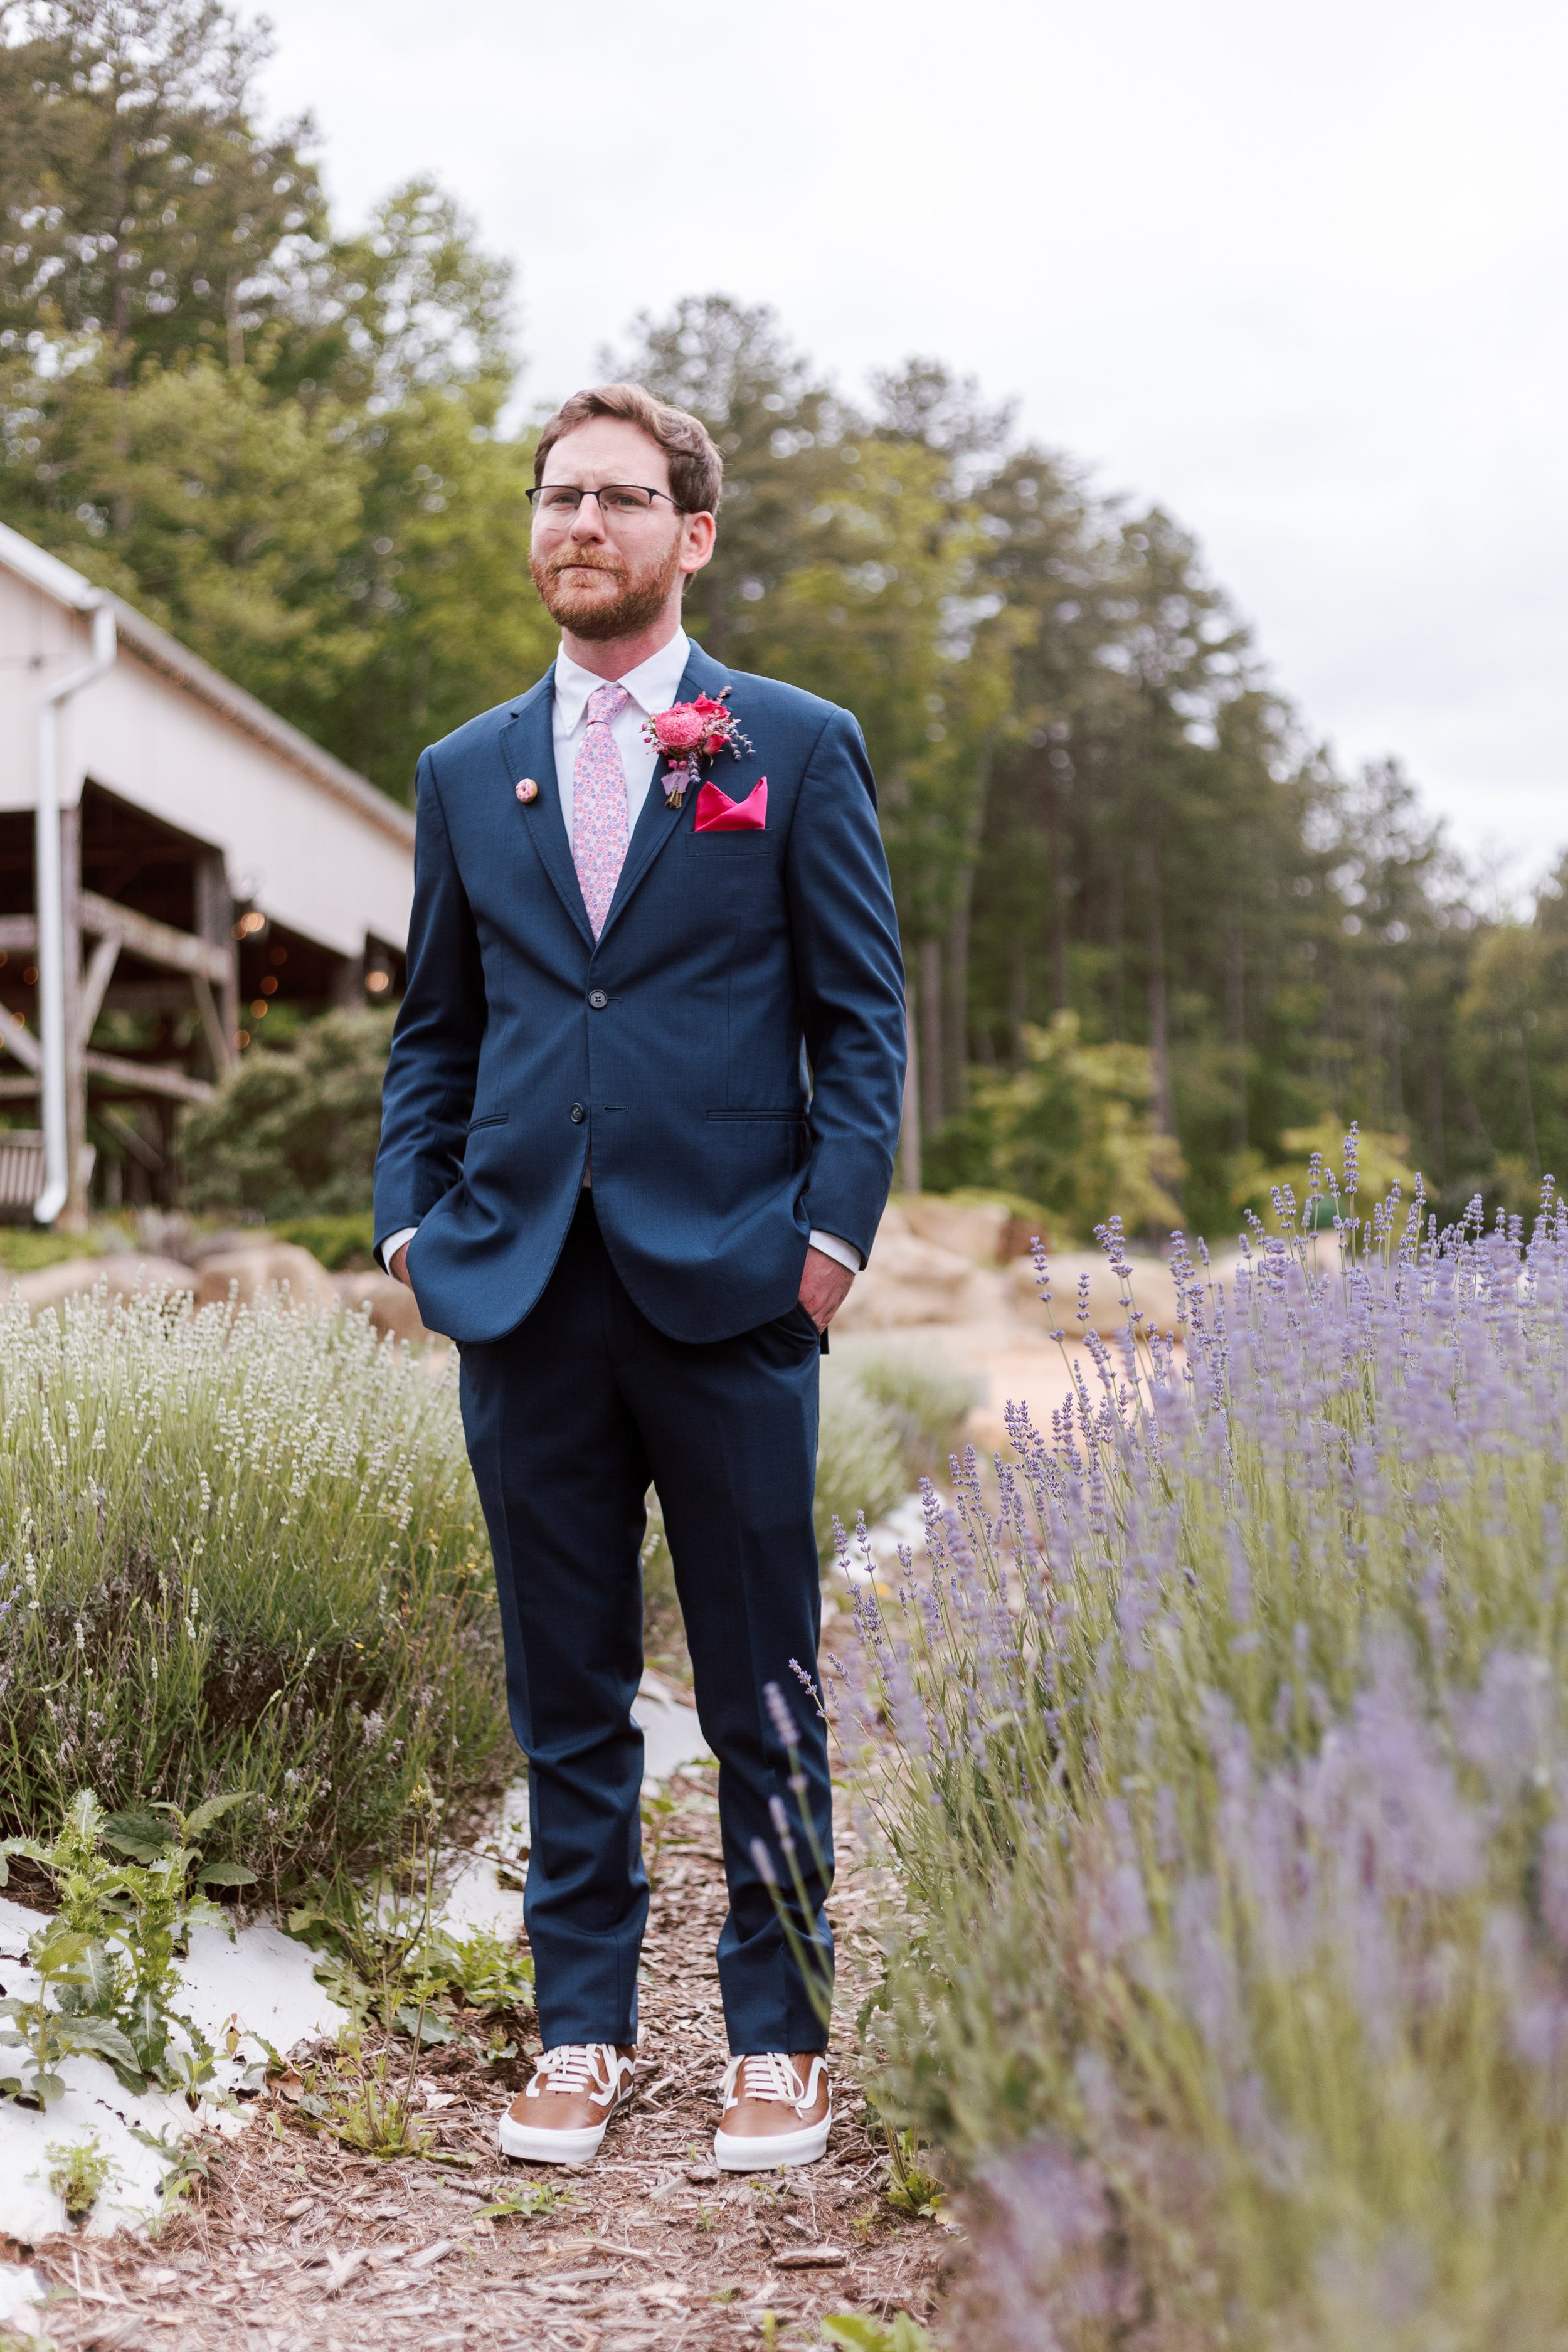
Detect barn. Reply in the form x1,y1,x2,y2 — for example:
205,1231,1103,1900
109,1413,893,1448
0,519,413,1223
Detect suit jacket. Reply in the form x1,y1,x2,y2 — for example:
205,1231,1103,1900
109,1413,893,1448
373,640,906,1346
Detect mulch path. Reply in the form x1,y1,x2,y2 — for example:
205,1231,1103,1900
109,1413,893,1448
18,1769,953,2349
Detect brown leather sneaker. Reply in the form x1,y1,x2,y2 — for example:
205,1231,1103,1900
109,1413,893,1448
714,2051,832,2171
498,2042,637,2164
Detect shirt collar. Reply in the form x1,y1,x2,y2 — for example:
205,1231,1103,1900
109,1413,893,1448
553,628,691,733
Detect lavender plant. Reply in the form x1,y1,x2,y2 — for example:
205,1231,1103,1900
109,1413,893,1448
850,1149,1568,2350
0,1286,507,1890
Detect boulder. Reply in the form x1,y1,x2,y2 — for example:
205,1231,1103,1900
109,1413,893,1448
8,1253,196,1313
836,1216,1002,1330
333,1268,439,1345
193,1241,337,1313
898,1195,1013,1267
1009,1249,1182,1338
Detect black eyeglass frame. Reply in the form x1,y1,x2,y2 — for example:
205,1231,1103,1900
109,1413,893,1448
526,483,691,516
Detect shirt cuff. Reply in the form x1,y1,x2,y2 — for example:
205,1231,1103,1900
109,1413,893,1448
378,1226,418,1275
807,1229,862,1274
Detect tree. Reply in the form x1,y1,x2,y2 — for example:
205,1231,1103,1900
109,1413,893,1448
0,0,322,382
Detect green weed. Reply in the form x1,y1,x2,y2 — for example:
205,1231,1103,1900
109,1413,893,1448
472,2181,573,2222
46,2132,114,2218
882,2128,945,2222
820,2318,936,2352
0,1789,247,2105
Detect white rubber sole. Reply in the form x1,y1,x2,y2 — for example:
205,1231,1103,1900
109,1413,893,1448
713,2099,833,2172
498,2085,632,2166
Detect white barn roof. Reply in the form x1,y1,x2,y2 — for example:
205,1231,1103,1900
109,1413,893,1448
0,519,413,960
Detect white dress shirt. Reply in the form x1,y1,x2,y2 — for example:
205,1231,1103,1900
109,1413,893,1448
379,629,861,1280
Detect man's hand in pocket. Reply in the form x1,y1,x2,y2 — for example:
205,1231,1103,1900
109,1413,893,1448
799,1245,854,1330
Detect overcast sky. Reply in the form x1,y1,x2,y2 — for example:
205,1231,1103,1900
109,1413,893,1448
257,0,1568,891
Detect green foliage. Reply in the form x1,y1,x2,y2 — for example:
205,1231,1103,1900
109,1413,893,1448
0,1228,100,1272
0,1284,507,1887
929,1013,1184,1241
472,2181,575,2222
273,1213,378,1271
179,1009,393,1217
0,1788,247,2106
837,1350,977,1488
820,2314,936,2351
46,2132,114,2220
882,2126,946,2221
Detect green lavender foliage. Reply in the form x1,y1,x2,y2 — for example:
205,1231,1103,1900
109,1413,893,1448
0,1287,507,1890
852,1172,1568,2351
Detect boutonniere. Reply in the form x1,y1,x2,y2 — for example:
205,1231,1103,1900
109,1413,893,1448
644,688,755,809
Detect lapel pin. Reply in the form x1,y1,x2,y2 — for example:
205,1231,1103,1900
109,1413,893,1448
515,778,538,803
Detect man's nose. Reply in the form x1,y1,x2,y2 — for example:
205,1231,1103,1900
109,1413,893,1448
568,493,607,543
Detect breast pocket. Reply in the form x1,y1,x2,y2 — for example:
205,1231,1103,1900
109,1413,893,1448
685,832,773,857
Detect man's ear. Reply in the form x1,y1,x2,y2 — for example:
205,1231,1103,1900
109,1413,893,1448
679,509,718,580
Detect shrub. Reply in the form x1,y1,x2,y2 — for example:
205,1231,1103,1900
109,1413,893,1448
179,1009,393,1218
924,1011,1184,1239
0,1286,507,1892
273,1212,379,1270
850,1177,1568,2351
840,1349,978,1488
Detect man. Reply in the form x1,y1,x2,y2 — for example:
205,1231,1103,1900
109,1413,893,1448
374,382,904,2171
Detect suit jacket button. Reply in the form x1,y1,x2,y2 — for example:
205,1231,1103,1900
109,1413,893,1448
588,990,608,1010
569,1103,586,1123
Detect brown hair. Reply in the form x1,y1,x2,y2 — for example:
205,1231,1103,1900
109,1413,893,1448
534,383,723,514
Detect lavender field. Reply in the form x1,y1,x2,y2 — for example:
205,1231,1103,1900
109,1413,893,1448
849,1142,1568,2350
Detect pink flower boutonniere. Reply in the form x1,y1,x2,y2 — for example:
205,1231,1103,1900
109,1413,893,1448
644,687,755,809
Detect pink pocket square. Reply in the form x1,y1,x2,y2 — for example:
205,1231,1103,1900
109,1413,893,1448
694,778,768,832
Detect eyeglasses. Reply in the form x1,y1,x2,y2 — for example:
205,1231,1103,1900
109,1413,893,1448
527,484,687,519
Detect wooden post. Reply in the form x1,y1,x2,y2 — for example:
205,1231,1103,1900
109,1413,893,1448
193,851,237,1072
60,800,88,1229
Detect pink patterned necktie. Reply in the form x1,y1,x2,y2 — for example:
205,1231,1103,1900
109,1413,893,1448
571,682,632,940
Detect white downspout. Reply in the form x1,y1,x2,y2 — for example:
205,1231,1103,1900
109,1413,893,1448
34,599,116,1225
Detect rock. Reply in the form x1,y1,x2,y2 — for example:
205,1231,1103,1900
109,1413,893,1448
8,1253,196,1313
193,1241,337,1313
1009,1249,1182,1337
837,1224,1002,1330
899,1194,1013,1266
332,1268,438,1345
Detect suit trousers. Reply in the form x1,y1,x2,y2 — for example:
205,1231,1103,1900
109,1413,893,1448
457,1192,834,2055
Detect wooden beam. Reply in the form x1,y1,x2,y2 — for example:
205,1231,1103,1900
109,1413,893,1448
191,972,234,1075
0,916,37,954
75,935,120,1049
78,890,230,986
0,1006,41,1074
0,1076,40,1099
83,1050,215,1105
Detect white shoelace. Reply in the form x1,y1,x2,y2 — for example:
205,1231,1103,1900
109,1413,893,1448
721,2052,826,2117
526,2042,625,2108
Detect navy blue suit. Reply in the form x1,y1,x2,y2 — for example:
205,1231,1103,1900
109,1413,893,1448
374,640,904,2053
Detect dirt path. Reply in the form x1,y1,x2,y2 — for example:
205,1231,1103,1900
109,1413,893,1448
19,1770,949,2349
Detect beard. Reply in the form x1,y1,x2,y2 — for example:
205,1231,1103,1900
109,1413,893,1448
530,536,683,640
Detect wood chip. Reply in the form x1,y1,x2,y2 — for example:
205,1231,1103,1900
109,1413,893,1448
407,2238,455,2271
282,2196,314,2220
771,2245,850,2269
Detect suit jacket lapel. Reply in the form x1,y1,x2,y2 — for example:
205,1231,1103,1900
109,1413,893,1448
497,668,596,953
598,642,731,946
